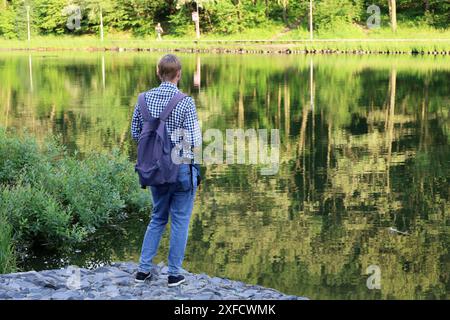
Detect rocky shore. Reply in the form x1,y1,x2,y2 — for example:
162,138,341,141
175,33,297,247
2,46,449,55
0,262,307,300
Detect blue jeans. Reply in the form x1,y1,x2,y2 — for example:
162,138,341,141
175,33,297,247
138,164,197,276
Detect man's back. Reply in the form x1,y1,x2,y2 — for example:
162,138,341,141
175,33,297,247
133,54,201,287
131,81,201,157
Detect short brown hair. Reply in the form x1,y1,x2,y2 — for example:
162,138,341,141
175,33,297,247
157,54,181,81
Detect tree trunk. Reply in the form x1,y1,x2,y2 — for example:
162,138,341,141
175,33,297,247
100,7,104,41
388,0,397,33
26,6,31,41
309,0,313,40
195,1,200,39
424,0,430,12
236,0,244,31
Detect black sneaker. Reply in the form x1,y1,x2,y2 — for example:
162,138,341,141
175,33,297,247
168,275,186,287
135,272,152,283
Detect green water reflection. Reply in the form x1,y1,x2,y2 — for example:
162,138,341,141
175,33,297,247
0,52,448,299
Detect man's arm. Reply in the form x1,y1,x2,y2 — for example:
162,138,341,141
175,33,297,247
131,103,143,141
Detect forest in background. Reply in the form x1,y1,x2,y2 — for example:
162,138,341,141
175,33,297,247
0,0,448,39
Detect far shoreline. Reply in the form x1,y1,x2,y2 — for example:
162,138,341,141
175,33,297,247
1,38,449,56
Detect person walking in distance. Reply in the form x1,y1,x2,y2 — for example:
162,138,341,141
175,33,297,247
155,23,164,41
131,54,202,287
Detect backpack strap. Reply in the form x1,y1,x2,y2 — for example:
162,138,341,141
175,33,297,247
160,92,188,122
138,93,152,122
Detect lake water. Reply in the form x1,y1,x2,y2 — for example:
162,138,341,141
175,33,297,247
0,52,448,299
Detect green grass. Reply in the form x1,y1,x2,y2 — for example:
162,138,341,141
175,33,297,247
283,23,450,40
163,23,287,41
0,24,448,54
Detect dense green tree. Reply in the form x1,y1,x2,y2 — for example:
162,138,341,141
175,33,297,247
1,0,447,38
34,0,67,34
0,2,16,38
313,0,364,30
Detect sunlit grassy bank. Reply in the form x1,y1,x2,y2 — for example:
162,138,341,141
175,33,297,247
0,26,449,54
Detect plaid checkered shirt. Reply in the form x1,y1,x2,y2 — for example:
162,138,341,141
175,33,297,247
131,82,202,159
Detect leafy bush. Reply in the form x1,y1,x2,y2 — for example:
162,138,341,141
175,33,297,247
168,6,195,37
241,1,267,29
205,1,241,34
0,184,83,246
314,0,363,31
169,0,270,36
0,127,151,272
0,6,17,39
33,0,68,35
48,155,125,229
0,129,45,186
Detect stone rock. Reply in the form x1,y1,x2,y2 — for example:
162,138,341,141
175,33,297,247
0,284,10,292
87,292,96,299
210,277,223,285
198,288,221,295
110,269,132,278
197,273,209,280
160,266,168,274
30,274,62,290
6,284,20,292
0,263,307,300
150,267,160,276
243,289,259,297
94,266,113,274
9,292,26,299
131,288,143,296
195,294,216,300
0,292,10,299
92,273,106,285
111,295,132,300
112,277,132,286
147,288,167,297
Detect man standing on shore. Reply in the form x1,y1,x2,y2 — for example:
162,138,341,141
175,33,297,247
131,54,201,287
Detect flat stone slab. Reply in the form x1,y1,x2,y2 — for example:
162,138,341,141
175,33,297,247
0,262,307,300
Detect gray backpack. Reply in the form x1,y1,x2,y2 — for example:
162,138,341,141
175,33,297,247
135,91,187,188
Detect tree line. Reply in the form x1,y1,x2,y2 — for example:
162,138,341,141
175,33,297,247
0,0,448,39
